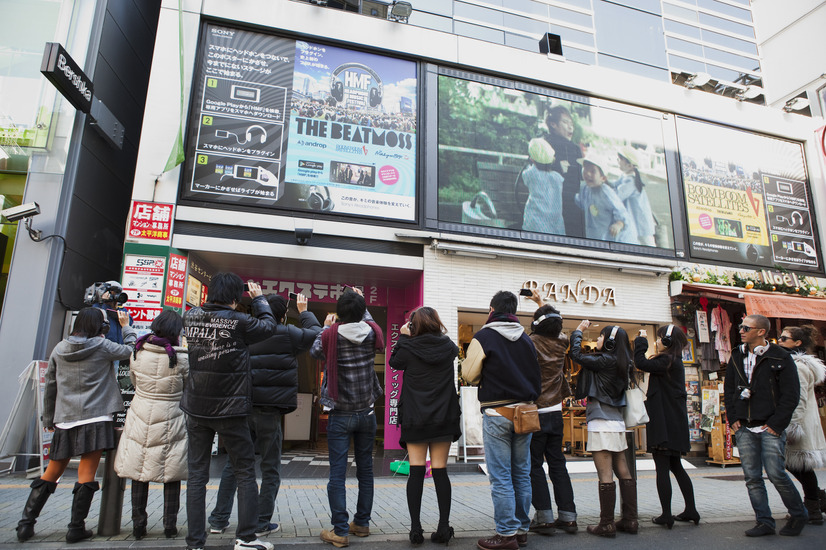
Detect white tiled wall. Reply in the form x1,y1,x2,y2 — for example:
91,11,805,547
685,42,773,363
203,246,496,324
422,246,673,339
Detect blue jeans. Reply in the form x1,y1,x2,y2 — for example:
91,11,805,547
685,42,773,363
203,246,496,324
209,408,283,531
736,427,807,529
483,414,533,536
327,409,376,536
185,415,258,548
530,411,576,523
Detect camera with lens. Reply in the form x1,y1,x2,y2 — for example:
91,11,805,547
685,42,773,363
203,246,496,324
83,281,129,306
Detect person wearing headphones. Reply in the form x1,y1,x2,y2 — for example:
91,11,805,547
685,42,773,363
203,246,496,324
634,325,697,529
524,290,577,535
568,321,635,538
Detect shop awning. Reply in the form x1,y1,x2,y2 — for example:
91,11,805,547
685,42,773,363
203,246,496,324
671,280,826,320
744,293,826,321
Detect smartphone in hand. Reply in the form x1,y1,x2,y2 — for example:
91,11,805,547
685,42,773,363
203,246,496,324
519,288,533,297
289,292,298,301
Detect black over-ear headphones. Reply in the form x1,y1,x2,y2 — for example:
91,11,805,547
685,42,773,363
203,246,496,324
661,324,674,348
532,312,562,326
307,186,334,212
329,63,383,108
603,325,620,352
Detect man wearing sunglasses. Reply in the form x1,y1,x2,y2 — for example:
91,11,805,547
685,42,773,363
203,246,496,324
724,314,807,538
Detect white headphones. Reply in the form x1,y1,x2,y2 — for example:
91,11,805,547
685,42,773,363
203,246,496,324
661,324,674,347
245,125,267,144
532,312,562,326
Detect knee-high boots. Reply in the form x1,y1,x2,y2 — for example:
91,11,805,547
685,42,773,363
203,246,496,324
66,481,99,543
16,478,58,541
615,478,639,534
587,482,616,538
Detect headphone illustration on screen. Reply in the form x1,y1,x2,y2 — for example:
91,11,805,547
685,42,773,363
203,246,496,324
215,125,268,145
329,63,383,107
307,186,334,212
661,324,675,348
603,325,620,352
245,125,267,144
532,312,562,327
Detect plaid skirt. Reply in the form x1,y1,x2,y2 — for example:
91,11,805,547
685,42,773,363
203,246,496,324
49,421,115,460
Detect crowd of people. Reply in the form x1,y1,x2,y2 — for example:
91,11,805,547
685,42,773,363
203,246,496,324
14,277,826,550
681,161,762,193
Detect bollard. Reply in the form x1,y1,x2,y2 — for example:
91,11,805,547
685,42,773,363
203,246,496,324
98,429,125,536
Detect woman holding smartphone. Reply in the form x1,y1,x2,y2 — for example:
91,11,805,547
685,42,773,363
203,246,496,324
389,307,460,545
634,326,697,529
568,321,635,538
17,307,135,543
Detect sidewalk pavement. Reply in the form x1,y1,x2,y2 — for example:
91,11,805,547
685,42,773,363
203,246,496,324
1,461,824,549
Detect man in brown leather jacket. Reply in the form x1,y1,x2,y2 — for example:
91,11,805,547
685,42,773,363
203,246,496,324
525,289,578,535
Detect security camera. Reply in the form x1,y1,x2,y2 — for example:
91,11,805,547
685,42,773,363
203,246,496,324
1,202,40,222
295,227,313,245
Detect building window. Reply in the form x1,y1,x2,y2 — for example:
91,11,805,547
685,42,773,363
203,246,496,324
594,0,667,70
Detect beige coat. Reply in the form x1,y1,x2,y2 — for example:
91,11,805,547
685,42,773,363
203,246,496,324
785,352,826,472
114,343,189,483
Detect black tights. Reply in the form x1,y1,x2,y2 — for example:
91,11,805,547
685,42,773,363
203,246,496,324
789,467,821,500
407,466,452,531
652,452,696,516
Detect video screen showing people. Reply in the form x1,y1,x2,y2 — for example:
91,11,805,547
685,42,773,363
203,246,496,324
437,76,674,249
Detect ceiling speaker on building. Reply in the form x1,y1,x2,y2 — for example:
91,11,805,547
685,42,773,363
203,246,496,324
538,33,563,56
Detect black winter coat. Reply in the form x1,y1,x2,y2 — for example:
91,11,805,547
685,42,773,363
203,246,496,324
182,297,281,419
569,330,627,407
724,342,799,434
389,333,461,447
633,337,689,453
249,311,322,413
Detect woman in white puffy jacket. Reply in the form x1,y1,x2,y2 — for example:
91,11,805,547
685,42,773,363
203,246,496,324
114,310,189,539
778,324,826,525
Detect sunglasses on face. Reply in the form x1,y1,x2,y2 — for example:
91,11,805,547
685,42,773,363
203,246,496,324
738,324,756,332
778,335,793,342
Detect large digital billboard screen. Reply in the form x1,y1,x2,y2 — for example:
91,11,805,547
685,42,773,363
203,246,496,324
181,24,417,222
677,118,821,272
437,75,674,249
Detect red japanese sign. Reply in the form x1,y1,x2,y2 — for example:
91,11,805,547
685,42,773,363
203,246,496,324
127,201,174,243
164,253,187,308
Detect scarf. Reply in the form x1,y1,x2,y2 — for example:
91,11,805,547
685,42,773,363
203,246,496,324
321,321,384,400
486,311,520,324
134,334,179,368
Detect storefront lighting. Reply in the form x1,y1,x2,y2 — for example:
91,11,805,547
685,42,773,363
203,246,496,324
295,227,313,245
388,1,413,23
735,85,762,101
684,72,712,89
783,96,810,112
432,241,670,275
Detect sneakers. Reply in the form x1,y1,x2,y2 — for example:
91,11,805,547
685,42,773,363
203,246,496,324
516,532,528,547
745,522,775,537
779,517,806,536
348,521,370,537
320,529,349,548
255,523,281,537
210,525,228,534
477,533,518,550
234,538,275,550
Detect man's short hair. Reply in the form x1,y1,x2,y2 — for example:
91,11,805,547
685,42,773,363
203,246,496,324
746,314,771,333
337,289,366,324
490,290,518,315
207,272,244,305
267,294,288,322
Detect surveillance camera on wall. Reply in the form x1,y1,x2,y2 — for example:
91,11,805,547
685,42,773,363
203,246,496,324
1,202,40,222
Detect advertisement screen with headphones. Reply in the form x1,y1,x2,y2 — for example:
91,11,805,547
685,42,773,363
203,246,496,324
284,41,417,221
677,118,821,273
180,24,418,223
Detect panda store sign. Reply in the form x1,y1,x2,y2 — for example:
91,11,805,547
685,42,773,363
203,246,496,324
522,279,618,306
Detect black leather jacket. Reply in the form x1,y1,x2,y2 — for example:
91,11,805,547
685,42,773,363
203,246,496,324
249,310,322,413
569,330,627,407
724,342,799,434
181,296,280,418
